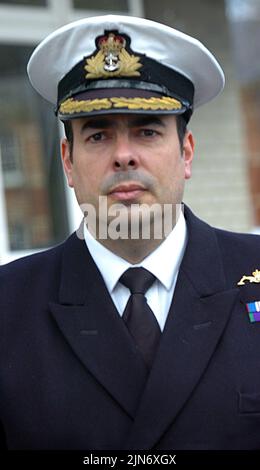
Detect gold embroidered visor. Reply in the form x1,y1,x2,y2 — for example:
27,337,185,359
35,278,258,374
58,85,186,119
59,95,183,117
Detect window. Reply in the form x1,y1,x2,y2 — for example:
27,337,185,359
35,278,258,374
0,0,47,5
0,131,24,189
1,132,22,175
0,44,69,252
73,0,128,11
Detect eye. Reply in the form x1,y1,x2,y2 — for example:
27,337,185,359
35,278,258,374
88,132,106,142
139,129,158,137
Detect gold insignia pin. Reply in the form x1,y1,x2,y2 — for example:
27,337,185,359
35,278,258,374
85,32,142,79
237,269,260,286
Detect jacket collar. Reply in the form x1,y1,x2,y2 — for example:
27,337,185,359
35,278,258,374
50,205,239,446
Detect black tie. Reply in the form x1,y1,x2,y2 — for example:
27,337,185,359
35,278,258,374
120,267,161,369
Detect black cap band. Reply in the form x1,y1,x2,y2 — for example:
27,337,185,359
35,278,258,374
58,54,194,109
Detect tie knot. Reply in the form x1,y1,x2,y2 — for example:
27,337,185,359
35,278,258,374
120,267,156,295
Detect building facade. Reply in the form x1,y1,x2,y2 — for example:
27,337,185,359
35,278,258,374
0,0,259,264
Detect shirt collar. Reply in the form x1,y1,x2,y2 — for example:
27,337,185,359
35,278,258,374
84,210,187,294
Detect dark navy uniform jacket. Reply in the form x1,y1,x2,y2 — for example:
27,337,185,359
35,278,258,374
0,206,260,450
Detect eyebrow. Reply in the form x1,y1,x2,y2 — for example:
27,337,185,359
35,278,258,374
80,115,166,134
129,116,166,128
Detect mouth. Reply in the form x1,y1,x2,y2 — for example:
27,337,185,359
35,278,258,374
108,183,147,201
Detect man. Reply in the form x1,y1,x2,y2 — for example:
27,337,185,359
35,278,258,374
0,15,260,450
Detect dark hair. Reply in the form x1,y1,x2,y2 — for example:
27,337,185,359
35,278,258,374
63,119,74,155
63,114,187,159
176,114,188,151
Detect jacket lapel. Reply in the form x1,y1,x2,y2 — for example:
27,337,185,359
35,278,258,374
49,230,148,419
122,206,239,449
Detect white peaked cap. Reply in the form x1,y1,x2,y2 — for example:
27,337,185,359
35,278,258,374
27,14,225,120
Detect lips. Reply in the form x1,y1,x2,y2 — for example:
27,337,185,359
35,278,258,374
108,183,147,201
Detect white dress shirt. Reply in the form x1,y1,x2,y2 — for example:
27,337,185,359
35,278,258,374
84,211,188,331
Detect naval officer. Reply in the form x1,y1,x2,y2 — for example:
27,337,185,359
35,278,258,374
0,14,260,450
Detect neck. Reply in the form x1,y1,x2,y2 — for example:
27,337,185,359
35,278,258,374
87,214,178,263
97,236,166,264
85,204,182,263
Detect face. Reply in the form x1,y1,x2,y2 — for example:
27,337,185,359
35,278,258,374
61,113,194,234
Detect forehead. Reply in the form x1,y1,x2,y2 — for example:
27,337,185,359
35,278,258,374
71,113,177,131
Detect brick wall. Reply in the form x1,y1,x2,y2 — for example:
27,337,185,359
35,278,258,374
144,0,254,232
240,83,260,229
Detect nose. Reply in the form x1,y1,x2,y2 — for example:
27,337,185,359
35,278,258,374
112,135,139,171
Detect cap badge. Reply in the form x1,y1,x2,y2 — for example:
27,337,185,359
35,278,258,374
85,32,142,79
246,301,260,323
237,269,260,286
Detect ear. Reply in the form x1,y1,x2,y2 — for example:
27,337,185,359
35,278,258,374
61,138,74,188
182,130,195,180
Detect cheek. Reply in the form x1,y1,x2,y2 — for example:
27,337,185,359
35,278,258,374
155,153,185,201
156,149,184,182
72,160,104,202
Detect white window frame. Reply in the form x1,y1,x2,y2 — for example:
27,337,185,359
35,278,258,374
0,0,144,43
0,0,144,263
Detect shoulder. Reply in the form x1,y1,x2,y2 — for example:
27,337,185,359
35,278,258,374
0,241,63,277
185,204,259,254
184,205,260,285
213,227,260,285
185,204,260,254
0,235,75,297
214,226,260,257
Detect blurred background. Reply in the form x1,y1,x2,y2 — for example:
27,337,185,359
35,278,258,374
0,0,259,263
